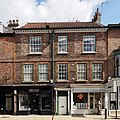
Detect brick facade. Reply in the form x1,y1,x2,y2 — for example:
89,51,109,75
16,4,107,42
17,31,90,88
0,21,109,115
0,34,16,85
108,26,120,77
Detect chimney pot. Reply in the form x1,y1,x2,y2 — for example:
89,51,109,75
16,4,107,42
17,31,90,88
13,20,15,24
92,8,101,23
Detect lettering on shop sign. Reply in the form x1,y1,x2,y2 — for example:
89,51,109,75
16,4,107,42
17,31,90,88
29,89,39,92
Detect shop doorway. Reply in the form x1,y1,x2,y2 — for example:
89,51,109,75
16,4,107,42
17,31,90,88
31,94,39,114
90,94,95,113
0,94,13,114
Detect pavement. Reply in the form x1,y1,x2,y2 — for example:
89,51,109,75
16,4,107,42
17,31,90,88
0,115,119,120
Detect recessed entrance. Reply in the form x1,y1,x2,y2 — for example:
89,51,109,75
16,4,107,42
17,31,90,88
31,94,39,114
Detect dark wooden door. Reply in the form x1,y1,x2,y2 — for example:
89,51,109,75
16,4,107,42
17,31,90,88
31,94,39,114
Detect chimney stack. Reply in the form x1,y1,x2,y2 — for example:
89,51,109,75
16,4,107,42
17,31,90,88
7,19,19,28
92,8,101,23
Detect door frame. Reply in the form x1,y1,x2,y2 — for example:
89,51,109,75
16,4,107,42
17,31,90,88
55,90,69,115
58,96,67,115
89,93,95,113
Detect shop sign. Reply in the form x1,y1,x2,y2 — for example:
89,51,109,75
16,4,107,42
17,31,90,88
29,89,39,92
72,88,105,92
77,93,83,100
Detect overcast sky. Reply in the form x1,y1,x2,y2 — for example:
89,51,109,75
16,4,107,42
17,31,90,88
0,0,115,26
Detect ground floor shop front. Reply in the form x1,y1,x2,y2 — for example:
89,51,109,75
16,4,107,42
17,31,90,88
71,84,105,115
0,84,106,115
0,85,53,115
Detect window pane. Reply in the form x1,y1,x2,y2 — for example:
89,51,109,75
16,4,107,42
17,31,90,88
58,36,67,52
77,64,86,80
115,55,120,77
19,93,29,110
73,93,88,109
24,64,33,81
92,64,102,80
83,36,95,52
39,64,48,81
30,36,42,53
58,64,68,80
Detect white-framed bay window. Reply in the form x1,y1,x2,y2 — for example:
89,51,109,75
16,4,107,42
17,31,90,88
77,64,87,80
19,93,29,111
83,35,96,53
23,64,33,82
39,64,48,81
92,64,102,80
29,36,42,53
58,36,68,53
58,64,68,80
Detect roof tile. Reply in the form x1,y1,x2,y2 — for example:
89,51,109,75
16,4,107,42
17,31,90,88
20,22,104,29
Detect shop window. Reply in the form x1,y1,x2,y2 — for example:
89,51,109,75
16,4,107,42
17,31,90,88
41,94,51,111
73,93,88,109
19,93,29,111
42,97,51,110
110,92,116,110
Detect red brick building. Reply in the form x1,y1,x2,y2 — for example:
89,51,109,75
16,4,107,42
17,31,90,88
0,10,109,115
107,24,120,116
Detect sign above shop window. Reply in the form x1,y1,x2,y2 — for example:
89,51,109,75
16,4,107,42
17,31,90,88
29,89,39,92
77,93,84,100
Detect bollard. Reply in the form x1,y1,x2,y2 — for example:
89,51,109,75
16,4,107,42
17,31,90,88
105,108,107,119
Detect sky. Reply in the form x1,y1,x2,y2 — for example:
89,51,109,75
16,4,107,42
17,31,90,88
0,0,120,26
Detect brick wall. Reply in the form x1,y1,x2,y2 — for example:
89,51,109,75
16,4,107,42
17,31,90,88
0,30,108,85
0,36,16,85
108,28,120,77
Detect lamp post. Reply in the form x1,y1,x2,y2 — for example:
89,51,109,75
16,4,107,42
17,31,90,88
115,86,118,119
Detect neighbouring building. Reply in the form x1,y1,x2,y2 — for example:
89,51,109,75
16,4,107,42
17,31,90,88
106,24,120,116
0,9,111,115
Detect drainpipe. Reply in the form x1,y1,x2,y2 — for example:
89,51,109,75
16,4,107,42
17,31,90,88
51,30,55,116
52,30,55,83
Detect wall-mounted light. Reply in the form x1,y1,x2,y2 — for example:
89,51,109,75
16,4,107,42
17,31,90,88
14,90,17,95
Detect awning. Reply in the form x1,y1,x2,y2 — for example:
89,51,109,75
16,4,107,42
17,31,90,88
72,88,105,93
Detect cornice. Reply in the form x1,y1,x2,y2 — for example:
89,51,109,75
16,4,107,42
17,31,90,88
14,28,108,34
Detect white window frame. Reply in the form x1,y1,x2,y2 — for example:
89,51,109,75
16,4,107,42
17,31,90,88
23,64,33,82
77,64,87,80
58,36,68,53
29,36,42,54
39,64,48,81
58,64,68,80
83,35,96,53
92,64,102,80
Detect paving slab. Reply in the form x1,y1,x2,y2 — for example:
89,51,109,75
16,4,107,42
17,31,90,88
0,115,119,120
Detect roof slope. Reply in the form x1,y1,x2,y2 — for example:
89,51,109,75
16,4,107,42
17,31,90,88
19,22,105,29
